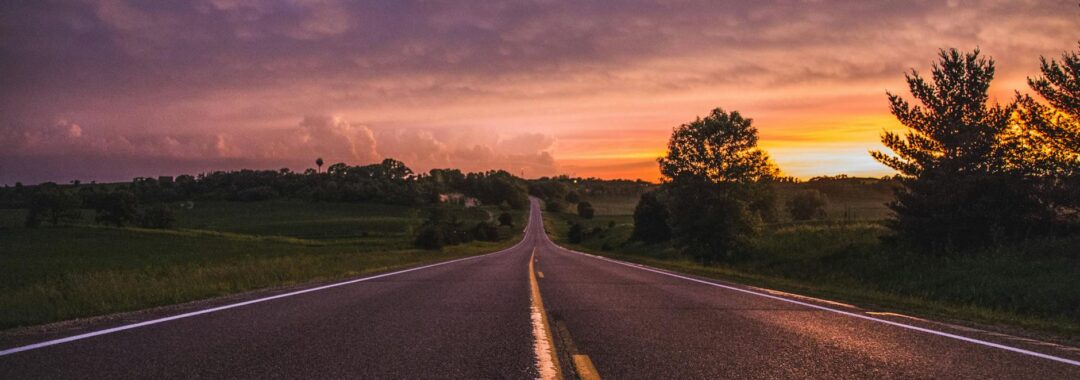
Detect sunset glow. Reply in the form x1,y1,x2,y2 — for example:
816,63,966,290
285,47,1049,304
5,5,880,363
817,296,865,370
2,1,1078,183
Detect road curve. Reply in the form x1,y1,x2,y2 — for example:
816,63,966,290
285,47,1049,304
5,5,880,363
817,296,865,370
2,198,1079,379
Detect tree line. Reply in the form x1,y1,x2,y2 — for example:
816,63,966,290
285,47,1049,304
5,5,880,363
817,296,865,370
1,158,532,230
632,44,1080,262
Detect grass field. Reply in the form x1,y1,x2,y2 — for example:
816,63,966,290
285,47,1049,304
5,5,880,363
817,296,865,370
0,201,523,329
546,194,1080,340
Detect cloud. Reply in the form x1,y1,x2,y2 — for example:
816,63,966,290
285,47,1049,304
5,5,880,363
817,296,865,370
1,0,1078,183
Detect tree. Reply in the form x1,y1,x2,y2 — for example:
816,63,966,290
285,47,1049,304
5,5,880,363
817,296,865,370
657,108,778,263
1012,43,1080,224
787,190,828,221
565,191,581,204
138,204,176,229
315,157,324,173
577,201,595,219
24,184,81,227
631,190,672,243
567,223,586,243
546,200,565,213
498,212,514,227
659,108,777,184
94,191,139,227
871,48,1047,250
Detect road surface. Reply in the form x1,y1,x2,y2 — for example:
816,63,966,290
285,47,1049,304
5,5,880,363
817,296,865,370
1,199,1078,378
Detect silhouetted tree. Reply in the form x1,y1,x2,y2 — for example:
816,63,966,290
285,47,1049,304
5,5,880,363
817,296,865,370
138,204,176,229
565,191,581,204
871,48,1048,250
787,189,828,221
316,157,324,173
498,212,514,227
95,191,139,227
1012,43,1080,225
24,183,81,227
567,223,585,243
658,108,778,263
577,201,595,219
631,190,672,243
546,200,565,213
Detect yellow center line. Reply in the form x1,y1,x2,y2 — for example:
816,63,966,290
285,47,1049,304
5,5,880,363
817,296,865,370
530,248,562,379
537,271,544,279
573,354,601,380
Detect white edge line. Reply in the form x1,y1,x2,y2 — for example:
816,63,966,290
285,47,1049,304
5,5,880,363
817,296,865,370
0,226,534,357
563,249,1080,367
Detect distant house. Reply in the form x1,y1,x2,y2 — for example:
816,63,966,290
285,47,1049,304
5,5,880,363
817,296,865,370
439,193,480,207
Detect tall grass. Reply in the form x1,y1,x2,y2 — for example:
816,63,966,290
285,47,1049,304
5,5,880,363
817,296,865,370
0,203,522,329
545,208,1080,338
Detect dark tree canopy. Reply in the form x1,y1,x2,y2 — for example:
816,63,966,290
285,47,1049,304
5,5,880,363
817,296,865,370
871,49,1058,250
871,49,1013,177
659,108,778,183
631,190,671,243
577,201,595,219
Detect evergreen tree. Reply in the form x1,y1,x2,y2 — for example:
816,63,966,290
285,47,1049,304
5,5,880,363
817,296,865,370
871,49,1048,250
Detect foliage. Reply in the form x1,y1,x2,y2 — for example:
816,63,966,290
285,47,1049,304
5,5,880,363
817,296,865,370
567,222,586,243
577,201,595,219
631,190,672,243
24,183,81,227
565,191,581,203
93,191,139,227
498,212,514,227
546,200,565,213
659,108,778,183
787,189,828,221
871,49,1059,250
655,107,778,263
138,204,176,229
667,179,760,263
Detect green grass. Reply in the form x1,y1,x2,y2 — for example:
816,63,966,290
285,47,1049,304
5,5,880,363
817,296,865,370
546,198,1080,340
0,202,523,329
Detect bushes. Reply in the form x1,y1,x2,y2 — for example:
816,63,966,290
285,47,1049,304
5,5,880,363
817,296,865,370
498,212,514,227
24,184,81,227
577,201,595,219
138,205,176,229
413,207,507,249
94,191,139,227
568,223,586,243
787,190,828,221
546,201,565,213
632,190,672,243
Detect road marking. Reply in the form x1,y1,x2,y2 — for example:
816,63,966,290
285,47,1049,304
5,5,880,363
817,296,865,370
529,248,562,379
563,249,1080,367
537,271,544,279
573,354,601,380
0,225,536,358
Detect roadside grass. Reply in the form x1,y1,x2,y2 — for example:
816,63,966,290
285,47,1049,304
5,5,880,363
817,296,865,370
544,200,1080,340
0,203,523,329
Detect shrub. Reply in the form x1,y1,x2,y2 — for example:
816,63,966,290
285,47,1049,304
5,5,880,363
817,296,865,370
568,223,586,243
565,191,581,204
787,190,828,221
473,221,501,242
546,201,565,213
631,190,672,243
95,191,139,227
577,201,595,219
138,205,176,229
498,212,514,227
414,225,444,250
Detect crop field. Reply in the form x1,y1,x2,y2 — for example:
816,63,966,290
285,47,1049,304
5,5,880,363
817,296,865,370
0,202,522,329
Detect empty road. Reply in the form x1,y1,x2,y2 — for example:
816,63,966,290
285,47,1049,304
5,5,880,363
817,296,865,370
2,199,1078,378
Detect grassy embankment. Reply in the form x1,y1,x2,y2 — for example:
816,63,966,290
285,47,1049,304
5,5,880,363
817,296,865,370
0,201,524,329
544,191,1080,340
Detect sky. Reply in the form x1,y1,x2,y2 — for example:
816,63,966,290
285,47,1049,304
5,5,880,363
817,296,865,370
1,0,1078,185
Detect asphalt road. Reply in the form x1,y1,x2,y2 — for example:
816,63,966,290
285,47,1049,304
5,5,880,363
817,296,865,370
2,198,1079,379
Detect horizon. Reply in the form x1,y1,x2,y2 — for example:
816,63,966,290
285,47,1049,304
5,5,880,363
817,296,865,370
2,1,1079,185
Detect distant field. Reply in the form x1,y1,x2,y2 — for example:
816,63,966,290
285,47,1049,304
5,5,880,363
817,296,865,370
547,194,1080,339
0,202,522,329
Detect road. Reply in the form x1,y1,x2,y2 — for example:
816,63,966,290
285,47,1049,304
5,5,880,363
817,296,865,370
2,198,1079,378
